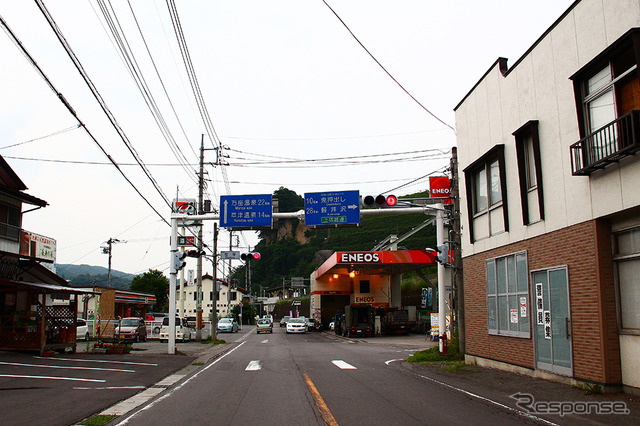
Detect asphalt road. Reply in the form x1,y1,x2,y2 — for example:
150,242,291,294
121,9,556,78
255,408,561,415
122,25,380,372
115,328,544,426
0,347,195,426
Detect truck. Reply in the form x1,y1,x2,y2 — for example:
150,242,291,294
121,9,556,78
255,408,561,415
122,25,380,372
339,305,374,338
381,308,415,335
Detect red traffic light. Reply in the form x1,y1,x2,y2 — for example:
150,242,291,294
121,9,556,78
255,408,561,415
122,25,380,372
241,252,261,261
363,194,397,208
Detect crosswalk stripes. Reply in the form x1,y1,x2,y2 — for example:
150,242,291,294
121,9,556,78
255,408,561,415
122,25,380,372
331,360,357,370
245,360,261,371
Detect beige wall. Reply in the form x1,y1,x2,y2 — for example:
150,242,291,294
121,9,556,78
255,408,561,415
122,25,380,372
455,0,640,258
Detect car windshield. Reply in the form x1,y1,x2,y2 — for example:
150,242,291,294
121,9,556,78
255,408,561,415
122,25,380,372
220,318,233,323
120,319,138,327
288,318,305,324
258,319,270,324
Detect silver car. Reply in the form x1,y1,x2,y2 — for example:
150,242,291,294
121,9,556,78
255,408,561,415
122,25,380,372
217,317,239,333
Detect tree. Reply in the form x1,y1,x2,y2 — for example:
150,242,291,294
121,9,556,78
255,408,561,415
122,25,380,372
130,269,169,311
230,298,257,325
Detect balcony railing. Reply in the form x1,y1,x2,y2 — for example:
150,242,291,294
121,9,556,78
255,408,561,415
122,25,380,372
571,110,640,175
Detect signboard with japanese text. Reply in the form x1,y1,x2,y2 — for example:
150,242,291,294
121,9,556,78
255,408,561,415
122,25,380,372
304,190,360,226
20,231,56,263
220,194,272,228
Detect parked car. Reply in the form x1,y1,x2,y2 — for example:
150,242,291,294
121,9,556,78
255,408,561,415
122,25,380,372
76,318,89,341
286,318,307,334
256,318,273,334
279,316,291,327
159,317,191,342
306,318,323,332
185,316,197,329
217,317,239,333
115,317,147,342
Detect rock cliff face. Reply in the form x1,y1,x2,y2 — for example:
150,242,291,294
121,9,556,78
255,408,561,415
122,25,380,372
267,219,311,245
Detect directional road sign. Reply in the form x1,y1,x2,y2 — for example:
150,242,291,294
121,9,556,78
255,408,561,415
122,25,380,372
220,251,241,260
220,194,273,228
304,190,360,226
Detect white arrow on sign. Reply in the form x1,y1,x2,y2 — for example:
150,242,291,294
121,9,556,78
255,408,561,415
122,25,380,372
223,199,228,224
347,204,358,210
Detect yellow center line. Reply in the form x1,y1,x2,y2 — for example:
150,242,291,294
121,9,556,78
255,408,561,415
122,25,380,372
303,372,339,426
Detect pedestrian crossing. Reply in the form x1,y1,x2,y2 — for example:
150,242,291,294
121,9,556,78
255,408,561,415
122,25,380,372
243,359,360,371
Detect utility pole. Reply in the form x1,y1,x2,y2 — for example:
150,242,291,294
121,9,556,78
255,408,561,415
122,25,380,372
196,135,205,341
451,147,465,353
102,238,125,288
211,223,219,341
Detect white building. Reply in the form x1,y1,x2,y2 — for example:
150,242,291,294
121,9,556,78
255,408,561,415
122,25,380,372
180,274,247,319
455,0,640,393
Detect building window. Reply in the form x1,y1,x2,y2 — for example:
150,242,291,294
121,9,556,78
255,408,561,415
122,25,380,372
463,145,509,243
614,226,640,332
229,292,237,301
570,29,640,175
486,251,530,337
514,121,544,224
360,280,370,294
0,203,21,241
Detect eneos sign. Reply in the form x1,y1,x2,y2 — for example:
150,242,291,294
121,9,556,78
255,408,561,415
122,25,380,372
339,252,381,263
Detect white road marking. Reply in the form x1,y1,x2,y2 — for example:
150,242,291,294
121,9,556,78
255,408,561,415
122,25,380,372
385,359,403,365
332,360,356,370
414,372,559,426
73,386,146,390
245,360,261,371
260,339,269,344
0,361,134,373
115,342,246,425
34,356,157,366
0,374,104,383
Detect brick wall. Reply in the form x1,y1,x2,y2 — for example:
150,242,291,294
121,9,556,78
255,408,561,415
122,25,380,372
464,219,622,384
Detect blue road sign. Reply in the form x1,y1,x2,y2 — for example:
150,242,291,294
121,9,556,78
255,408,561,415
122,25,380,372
304,190,360,226
220,194,272,228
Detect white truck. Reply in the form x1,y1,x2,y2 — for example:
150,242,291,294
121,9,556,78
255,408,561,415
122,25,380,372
159,317,191,342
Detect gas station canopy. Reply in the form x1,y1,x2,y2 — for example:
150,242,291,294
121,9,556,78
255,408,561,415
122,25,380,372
315,250,437,279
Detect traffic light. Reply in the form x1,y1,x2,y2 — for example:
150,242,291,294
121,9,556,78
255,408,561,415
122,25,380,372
435,244,448,264
362,194,398,208
172,251,187,273
241,252,261,261
185,249,206,258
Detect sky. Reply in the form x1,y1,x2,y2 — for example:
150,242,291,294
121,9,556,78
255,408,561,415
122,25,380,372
0,0,575,279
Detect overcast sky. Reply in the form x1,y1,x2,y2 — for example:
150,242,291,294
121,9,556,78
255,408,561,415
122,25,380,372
0,0,574,279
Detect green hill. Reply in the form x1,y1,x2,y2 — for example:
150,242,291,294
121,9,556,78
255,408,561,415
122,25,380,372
56,264,135,289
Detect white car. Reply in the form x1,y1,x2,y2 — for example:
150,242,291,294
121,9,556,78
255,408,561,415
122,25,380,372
217,317,239,333
286,318,307,334
159,317,191,342
76,318,90,341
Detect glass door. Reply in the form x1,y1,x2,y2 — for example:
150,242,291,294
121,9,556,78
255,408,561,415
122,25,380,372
532,267,573,376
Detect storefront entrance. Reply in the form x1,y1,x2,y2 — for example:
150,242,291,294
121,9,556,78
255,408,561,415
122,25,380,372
532,267,573,376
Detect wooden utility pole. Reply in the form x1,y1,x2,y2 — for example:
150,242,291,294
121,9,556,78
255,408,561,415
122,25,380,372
451,147,465,353
211,223,219,341
196,135,205,341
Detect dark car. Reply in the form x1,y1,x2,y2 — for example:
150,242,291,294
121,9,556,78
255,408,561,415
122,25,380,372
279,316,291,327
115,317,147,342
305,318,323,332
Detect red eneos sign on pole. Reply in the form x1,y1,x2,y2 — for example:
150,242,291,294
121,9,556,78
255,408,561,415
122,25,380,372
429,176,452,205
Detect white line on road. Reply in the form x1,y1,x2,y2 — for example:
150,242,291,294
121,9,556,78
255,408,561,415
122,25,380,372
260,339,269,344
245,360,261,371
0,374,105,383
414,372,559,426
115,341,246,425
34,356,158,366
332,360,356,370
385,359,403,365
0,361,134,373
73,386,146,390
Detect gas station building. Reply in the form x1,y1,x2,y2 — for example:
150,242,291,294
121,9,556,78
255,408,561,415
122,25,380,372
310,250,438,328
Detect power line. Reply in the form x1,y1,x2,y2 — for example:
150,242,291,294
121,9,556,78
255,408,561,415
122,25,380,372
34,0,172,209
0,10,169,227
0,124,81,150
321,0,455,133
